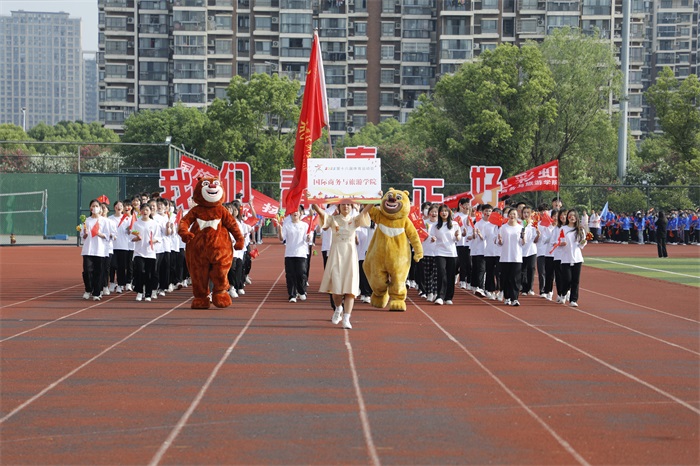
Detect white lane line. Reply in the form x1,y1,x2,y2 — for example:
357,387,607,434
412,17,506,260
580,287,700,324
0,284,82,309
461,294,700,416
148,270,283,466
568,306,700,356
412,299,590,466
0,294,125,343
344,329,381,466
587,257,700,279
0,298,192,424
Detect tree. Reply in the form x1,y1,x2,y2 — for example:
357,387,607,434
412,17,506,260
26,121,119,155
405,42,557,178
120,104,209,170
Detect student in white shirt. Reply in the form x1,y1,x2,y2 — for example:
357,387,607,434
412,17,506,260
559,209,587,307
81,199,111,301
110,200,131,294
356,221,376,304
454,198,472,290
470,204,492,297
278,205,312,302
421,203,439,301
497,208,524,306
429,204,460,305
519,205,539,296
131,204,162,302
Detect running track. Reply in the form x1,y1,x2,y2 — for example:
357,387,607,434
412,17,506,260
0,244,698,465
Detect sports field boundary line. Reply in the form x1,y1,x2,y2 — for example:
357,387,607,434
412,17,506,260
463,293,700,416
411,298,591,466
580,287,700,324
586,257,700,279
148,269,284,466
344,329,381,466
0,284,82,310
0,293,127,343
0,298,192,425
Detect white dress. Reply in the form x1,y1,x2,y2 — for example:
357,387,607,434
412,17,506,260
318,213,370,296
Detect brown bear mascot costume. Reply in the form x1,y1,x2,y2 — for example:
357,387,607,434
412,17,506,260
178,177,244,309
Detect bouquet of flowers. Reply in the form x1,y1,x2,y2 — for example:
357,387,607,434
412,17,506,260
76,214,87,232
585,231,594,241
131,229,141,241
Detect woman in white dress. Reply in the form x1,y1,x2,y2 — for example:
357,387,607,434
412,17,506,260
312,201,373,329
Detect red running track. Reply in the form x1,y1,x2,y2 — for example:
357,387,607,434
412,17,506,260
0,243,698,465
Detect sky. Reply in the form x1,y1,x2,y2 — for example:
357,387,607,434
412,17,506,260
0,0,99,51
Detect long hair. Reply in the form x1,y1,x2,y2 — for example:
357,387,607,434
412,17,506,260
436,204,453,230
566,209,585,243
557,208,568,228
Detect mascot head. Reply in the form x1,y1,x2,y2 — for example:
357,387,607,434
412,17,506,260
380,188,411,220
192,177,225,207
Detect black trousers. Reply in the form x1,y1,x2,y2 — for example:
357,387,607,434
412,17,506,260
501,262,522,301
484,256,499,292
521,254,536,293
435,256,457,301
284,256,307,298
126,250,134,283
114,249,130,286
359,259,372,297
471,255,485,290
133,256,156,296
656,235,668,257
456,246,471,284
544,256,555,294
322,250,335,309
158,251,170,291
553,259,563,297
82,255,105,297
228,257,244,290
536,255,546,294
560,262,582,303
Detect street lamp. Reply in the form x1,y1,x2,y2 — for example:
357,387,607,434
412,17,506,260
21,107,26,132
642,179,649,213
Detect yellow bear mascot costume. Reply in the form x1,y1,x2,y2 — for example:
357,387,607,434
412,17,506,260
363,189,423,311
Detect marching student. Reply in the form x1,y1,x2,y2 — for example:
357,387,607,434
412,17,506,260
421,203,440,302
124,198,137,290
131,203,161,302
520,205,538,296
483,208,501,300
552,208,568,303
470,204,492,297
454,198,472,290
154,198,173,295
109,200,131,294
227,200,252,298
559,209,587,307
429,204,460,305
357,219,376,304
415,201,432,298
100,202,115,297
277,205,311,303
81,199,111,301
536,204,553,298
497,208,524,306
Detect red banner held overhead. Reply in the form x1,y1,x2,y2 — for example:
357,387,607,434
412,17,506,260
499,160,559,198
284,31,329,215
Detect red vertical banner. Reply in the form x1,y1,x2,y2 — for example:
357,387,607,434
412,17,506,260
284,31,329,214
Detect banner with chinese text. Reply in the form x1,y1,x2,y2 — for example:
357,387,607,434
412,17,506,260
306,158,382,203
499,160,559,198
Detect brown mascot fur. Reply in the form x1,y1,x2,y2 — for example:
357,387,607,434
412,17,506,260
178,177,244,309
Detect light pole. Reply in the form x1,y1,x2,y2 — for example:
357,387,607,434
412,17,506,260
21,107,26,132
642,179,649,213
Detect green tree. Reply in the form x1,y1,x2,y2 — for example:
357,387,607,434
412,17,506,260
406,42,557,178
26,121,119,156
121,104,209,170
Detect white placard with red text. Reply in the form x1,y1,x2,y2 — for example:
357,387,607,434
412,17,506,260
306,158,382,202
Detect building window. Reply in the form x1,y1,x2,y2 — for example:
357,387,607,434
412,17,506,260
355,45,367,59
381,22,395,37
280,13,312,34
354,91,368,106
380,92,395,106
381,45,394,60
481,19,498,34
355,22,367,36
381,69,394,84
353,68,367,83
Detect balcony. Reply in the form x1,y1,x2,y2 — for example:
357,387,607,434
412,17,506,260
442,0,471,11
547,1,580,12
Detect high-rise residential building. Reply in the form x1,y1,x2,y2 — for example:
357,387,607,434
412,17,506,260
97,0,699,140
0,11,84,130
84,53,100,123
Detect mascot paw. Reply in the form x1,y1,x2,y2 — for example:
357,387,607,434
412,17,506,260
192,297,211,309
388,299,407,312
413,253,423,262
212,291,232,308
370,293,390,309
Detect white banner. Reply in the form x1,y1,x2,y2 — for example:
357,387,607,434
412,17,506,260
306,158,382,203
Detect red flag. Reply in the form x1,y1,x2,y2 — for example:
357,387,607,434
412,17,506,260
549,229,565,254
118,213,129,227
149,231,155,250
475,212,483,223
284,31,329,214
97,194,110,204
469,217,475,229
302,213,318,234
539,211,553,227
129,213,136,229
175,208,183,226
408,206,429,242
90,219,100,238
488,212,503,227
455,215,463,227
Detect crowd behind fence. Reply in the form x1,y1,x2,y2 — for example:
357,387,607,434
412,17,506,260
0,152,698,238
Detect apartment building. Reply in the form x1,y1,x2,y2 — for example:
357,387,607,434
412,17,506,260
0,11,84,130
84,54,100,123
97,0,699,138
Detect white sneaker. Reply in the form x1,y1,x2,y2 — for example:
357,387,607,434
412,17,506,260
102,287,111,296
466,284,473,291
145,297,151,302
230,288,239,298
362,296,371,303
445,300,453,305
488,292,497,301
565,291,570,303
540,293,547,298
527,291,535,296
158,290,166,297
115,286,123,294
332,306,343,325
109,283,116,292
167,284,174,293
475,288,485,297
497,291,504,301
546,292,553,301
135,293,143,301
556,296,563,304
459,281,466,289
93,295,101,301
342,314,352,329
512,300,520,306
570,301,578,307
245,277,252,285
151,291,158,300
435,298,444,305
238,289,245,295
289,297,297,303
298,294,307,301
83,292,91,300
125,283,133,291
427,293,435,302
505,299,512,305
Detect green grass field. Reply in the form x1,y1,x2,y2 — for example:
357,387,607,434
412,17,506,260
584,257,700,287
